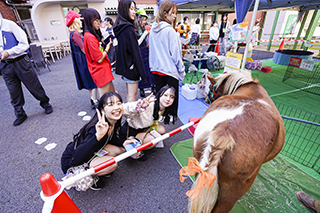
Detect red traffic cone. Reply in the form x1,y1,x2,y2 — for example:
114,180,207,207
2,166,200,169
278,38,285,50
215,41,219,56
40,173,81,213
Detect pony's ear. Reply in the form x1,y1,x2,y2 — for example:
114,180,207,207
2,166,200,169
206,73,216,85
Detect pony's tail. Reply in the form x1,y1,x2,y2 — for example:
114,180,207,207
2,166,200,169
189,166,218,213
189,133,236,213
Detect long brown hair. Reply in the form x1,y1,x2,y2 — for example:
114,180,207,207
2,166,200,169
154,0,177,25
83,8,103,41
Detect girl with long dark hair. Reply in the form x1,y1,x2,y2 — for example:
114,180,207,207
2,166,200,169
61,91,151,190
121,85,177,149
149,0,184,124
103,17,117,65
113,0,145,102
61,92,125,190
83,8,115,98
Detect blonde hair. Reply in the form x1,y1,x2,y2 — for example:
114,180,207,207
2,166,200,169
69,17,82,33
154,0,177,25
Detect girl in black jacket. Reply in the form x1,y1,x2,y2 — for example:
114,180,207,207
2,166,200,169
113,0,145,102
61,92,130,190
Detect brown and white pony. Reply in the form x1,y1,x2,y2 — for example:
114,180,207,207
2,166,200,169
190,72,285,213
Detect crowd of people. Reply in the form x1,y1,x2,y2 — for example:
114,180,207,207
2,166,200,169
0,0,262,191
1,3,319,212
61,0,184,190
0,0,183,191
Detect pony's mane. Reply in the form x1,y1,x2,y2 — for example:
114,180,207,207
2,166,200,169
215,72,253,95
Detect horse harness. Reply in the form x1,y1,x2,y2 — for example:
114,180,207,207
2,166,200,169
207,82,217,104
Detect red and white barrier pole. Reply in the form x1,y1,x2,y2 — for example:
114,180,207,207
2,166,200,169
59,117,202,189
40,117,201,212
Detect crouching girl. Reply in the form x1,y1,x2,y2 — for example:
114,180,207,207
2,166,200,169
121,85,177,151
61,92,136,190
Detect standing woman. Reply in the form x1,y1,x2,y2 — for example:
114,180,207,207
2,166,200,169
218,14,230,56
66,9,99,109
207,20,219,52
149,0,185,121
190,18,201,45
103,17,117,66
83,8,115,98
113,0,145,102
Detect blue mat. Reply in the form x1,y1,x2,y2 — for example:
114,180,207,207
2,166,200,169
178,86,208,124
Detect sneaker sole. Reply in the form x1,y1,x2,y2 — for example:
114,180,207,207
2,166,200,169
90,186,102,191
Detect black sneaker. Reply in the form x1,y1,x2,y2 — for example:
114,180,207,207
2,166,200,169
102,172,114,178
90,99,95,109
137,154,148,161
13,114,28,126
91,99,99,110
44,104,53,114
90,177,105,191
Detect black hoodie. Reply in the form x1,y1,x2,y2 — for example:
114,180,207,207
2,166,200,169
113,21,146,82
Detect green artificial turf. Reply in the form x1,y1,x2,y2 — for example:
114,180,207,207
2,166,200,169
171,138,320,213
182,60,320,115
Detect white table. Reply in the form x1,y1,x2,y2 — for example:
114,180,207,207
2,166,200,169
31,39,69,63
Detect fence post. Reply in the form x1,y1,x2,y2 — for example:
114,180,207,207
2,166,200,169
301,10,320,50
293,11,309,49
267,11,280,51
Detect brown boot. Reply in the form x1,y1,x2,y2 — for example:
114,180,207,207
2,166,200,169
315,200,320,213
296,191,319,213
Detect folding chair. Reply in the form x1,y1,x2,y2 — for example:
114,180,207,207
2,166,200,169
29,45,51,73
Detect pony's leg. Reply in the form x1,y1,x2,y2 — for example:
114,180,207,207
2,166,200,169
211,168,260,213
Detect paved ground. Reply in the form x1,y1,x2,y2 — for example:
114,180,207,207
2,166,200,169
0,44,317,212
0,54,193,213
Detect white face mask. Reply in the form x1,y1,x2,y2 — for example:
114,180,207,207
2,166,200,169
214,24,218,27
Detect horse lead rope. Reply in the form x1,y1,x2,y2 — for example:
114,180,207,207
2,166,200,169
61,117,202,189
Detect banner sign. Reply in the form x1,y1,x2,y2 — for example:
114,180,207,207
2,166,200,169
230,22,248,42
289,57,315,71
224,52,243,72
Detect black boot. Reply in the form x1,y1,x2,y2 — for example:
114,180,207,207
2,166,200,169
151,86,157,95
13,114,28,126
140,89,145,97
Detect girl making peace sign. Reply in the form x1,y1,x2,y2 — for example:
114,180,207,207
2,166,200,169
61,92,136,190
121,85,177,149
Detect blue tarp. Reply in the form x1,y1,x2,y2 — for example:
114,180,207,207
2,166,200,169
235,0,254,23
158,0,190,6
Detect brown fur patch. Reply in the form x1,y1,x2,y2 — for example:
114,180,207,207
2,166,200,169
191,75,285,212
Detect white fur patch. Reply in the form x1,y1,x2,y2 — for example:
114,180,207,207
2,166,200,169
258,99,270,107
194,103,247,168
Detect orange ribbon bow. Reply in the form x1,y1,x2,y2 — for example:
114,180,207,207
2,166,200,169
179,157,217,201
